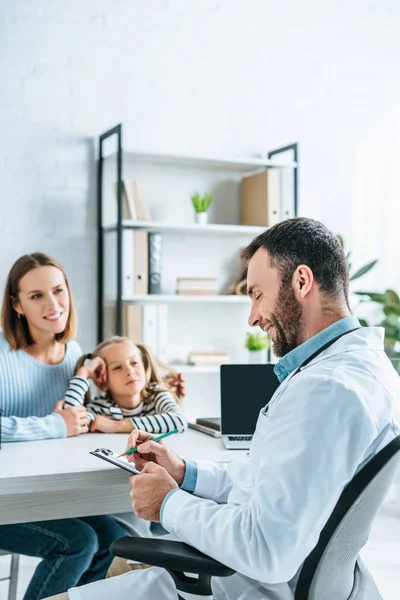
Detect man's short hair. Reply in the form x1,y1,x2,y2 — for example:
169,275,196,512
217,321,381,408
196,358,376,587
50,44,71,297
241,218,349,304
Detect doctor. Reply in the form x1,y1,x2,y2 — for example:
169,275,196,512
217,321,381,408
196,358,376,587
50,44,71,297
49,217,400,600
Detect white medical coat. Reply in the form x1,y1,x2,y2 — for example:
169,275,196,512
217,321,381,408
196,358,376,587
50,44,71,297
69,327,400,600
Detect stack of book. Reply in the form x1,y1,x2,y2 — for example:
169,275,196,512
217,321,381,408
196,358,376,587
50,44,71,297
176,278,218,295
188,350,230,367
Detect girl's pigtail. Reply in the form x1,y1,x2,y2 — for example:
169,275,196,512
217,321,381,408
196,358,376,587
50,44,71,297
74,353,93,405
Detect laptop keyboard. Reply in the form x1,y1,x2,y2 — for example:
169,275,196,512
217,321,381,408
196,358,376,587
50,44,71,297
227,435,252,441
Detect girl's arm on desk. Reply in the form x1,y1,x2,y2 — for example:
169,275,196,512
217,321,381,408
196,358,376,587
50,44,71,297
131,390,187,434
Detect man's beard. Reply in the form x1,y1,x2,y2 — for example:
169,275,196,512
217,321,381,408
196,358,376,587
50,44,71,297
269,281,303,358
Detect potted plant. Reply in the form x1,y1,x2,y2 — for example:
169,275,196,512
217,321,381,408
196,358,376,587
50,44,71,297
354,289,400,374
245,332,270,364
191,192,212,225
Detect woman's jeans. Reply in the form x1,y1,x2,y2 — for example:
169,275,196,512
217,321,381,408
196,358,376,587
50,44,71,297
0,515,128,600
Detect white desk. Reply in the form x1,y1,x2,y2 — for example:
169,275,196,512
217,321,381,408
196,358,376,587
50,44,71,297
0,430,247,525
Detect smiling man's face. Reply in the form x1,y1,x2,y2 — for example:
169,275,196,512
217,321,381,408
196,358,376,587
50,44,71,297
247,247,303,358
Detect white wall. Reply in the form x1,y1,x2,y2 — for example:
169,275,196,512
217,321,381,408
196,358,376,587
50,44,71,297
1,0,400,354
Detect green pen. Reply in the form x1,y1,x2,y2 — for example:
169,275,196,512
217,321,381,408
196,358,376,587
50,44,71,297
118,427,183,457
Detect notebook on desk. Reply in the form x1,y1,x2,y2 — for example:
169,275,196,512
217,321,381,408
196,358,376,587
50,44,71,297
220,364,280,450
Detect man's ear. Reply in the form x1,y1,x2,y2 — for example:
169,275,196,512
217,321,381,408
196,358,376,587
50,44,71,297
293,265,313,299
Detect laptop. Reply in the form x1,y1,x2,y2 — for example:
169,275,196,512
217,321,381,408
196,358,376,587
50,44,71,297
220,364,280,450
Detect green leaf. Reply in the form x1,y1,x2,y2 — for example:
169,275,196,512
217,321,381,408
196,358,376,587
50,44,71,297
383,305,400,317
350,259,378,281
385,289,400,304
358,318,369,327
336,235,344,249
354,292,387,303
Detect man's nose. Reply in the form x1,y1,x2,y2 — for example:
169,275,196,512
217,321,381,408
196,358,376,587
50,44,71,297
248,307,260,328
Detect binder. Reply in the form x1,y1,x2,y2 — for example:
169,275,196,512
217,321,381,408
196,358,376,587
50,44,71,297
241,169,281,227
133,230,148,294
157,304,169,362
148,232,162,294
122,230,149,298
123,304,143,343
142,304,158,355
280,169,295,219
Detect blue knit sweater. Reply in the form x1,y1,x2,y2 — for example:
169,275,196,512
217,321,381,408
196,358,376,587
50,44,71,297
0,332,81,442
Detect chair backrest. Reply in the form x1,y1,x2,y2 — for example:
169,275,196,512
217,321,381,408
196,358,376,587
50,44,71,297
295,434,400,600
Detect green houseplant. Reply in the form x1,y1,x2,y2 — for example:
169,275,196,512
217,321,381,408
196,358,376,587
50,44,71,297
336,235,378,282
336,236,400,373
191,192,212,225
354,289,400,373
245,332,270,364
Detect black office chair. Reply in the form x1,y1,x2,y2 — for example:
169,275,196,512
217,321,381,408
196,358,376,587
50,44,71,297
111,435,400,599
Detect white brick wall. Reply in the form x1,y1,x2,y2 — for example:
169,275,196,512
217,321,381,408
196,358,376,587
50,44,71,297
1,0,400,349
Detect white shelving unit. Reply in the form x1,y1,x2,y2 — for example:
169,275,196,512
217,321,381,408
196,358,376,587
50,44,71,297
98,124,298,374
104,149,297,171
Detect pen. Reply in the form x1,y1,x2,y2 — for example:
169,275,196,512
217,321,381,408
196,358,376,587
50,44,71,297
118,427,183,457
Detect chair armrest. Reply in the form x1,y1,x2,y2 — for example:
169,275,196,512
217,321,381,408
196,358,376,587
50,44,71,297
111,536,235,577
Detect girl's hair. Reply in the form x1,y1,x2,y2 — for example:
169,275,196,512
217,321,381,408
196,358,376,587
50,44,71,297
1,253,77,350
75,336,182,405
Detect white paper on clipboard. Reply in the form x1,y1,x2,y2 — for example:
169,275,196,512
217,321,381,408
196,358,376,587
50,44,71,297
90,448,141,475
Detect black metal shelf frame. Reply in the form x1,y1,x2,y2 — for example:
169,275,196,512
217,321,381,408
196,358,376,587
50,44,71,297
97,124,299,342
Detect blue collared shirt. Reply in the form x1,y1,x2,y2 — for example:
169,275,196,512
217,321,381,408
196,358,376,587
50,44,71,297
161,315,361,524
273,315,361,383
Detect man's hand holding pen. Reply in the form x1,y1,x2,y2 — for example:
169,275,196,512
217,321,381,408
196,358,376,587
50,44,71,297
127,429,186,522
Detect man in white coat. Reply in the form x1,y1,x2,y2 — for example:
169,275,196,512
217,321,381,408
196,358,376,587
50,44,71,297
48,218,400,600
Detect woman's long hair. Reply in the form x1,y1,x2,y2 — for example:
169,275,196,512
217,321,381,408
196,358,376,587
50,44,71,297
1,253,77,350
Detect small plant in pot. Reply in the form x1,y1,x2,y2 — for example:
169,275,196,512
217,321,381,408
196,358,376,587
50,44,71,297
191,192,212,225
245,332,270,364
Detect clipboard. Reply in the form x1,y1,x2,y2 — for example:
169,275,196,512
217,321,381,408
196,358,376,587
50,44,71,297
90,448,141,475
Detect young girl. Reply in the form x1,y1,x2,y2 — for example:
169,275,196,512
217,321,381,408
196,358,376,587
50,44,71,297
64,336,187,434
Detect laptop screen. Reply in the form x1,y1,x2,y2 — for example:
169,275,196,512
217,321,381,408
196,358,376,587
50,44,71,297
220,364,280,435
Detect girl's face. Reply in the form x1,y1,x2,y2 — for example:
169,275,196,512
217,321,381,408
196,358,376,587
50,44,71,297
13,266,70,339
102,341,146,402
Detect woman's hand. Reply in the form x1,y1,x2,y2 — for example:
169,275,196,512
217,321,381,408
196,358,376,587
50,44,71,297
77,356,107,387
125,429,186,485
89,415,122,433
53,400,90,437
163,372,186,399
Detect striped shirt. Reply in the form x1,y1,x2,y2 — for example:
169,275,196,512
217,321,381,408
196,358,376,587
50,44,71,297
64,376,187,433
0,331,82,442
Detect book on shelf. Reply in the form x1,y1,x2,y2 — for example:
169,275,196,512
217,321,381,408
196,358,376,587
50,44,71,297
114,180,151,221
177,289,218,295
241,169,281,227
196,417,221,431
188,422,221,438
188,350,230,367
176,277,218,296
